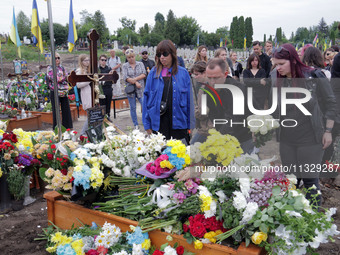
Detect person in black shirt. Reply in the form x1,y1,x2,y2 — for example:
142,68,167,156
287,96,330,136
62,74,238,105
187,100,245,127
139,48,155,83
98,54,114,117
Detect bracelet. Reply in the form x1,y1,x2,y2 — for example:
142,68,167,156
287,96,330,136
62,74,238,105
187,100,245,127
325,127,332,133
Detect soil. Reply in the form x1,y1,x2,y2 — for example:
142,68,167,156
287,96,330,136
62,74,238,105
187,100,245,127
0,58,340,254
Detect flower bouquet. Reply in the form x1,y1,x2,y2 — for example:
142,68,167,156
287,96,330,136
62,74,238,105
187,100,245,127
136,139,190,179
247,115,280,147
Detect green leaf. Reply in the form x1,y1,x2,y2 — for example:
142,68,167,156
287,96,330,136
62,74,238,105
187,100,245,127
39,167,47,180
261,214,268,222
253,220,261,228
160,243,169,251
173,242,178,248
272,186,281,196
259,223,268,233
283,205,294,211
245,238,250,247
267,207,274,216
274,202,283,209
293,196,304,211
183,233,193,244
267,217,274,224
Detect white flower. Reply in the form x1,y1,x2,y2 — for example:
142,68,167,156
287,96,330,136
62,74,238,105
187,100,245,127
259,125,268,135
238,173,250,198
132,244,143,255
164,245,177,255
241,202,258,223
275,224,291,240
232,191,247,211
163,225,173,233
123,166,131,177
324,224,340,236
309,229,328,249
286,174,297,185
285,210,302,218
325,208,337,222
310,184,317,190
216,190,227,203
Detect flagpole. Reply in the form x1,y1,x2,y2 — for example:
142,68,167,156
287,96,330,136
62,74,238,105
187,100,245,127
46,0,62,141
0,47,4,102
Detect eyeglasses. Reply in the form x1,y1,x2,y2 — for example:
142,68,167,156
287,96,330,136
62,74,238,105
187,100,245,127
100,59,107,62
83,59,90,62
125,49,134,55
156,51,170,58
141,52,148,55
55,57,60,60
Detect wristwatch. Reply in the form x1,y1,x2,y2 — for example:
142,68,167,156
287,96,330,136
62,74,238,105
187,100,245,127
325,127,332,133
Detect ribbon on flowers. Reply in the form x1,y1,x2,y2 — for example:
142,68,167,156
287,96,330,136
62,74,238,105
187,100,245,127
147,184,174,209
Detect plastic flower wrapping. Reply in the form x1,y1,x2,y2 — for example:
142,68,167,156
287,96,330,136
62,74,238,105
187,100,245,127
247,115,280,147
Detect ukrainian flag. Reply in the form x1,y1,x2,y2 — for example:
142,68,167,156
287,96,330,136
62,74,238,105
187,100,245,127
31,0,43,54
244,36,246,50
67,0,78,52
10,7,22,58
220,38,223,47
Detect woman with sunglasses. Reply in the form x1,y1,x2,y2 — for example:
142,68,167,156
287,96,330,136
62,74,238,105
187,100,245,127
99,54,114,118
271,43,337,207
122,49,146,129
143,40,194,143
46,52,73,129
324,48,335,71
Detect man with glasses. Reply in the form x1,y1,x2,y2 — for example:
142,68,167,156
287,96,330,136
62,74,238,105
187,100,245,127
98,54,114,118
108,49,122,96
139,48,155,83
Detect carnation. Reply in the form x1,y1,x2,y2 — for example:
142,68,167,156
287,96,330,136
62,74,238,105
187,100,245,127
232,191,247,211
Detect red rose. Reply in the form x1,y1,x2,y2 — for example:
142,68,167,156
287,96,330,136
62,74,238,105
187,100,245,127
66,128,71,132
176,246,184,255
190,221,207,238
70,177,74,183
49,140,52,143
86,250,99,255
47,153,54,160
60,169,67,175
183,223,189,233
51,144,56,149
97,246,108,254
152,250,165,255
73,131,78,134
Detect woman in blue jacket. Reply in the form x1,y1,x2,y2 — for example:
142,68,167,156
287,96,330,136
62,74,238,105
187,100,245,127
142,40,194,143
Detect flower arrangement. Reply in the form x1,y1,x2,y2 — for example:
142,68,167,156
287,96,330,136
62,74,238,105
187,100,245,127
247,115,280,147
199,129,243,166
34,72,50,103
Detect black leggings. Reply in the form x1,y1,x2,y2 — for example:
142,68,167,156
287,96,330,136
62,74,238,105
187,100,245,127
280,142,323,207
50,91,73,129
99,86,113,117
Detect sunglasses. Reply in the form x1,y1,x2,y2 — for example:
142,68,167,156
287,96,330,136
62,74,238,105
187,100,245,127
55,57,60,60
273,46,289,55
141,52,148,55
156,51,170,58
100,59,107,62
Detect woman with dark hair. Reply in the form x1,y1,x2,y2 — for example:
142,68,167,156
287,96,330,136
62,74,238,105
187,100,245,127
142,40,194,143
242,53,267,109
230,51,243,80
194,45,208,63
272,43,337,207
302,46,331,80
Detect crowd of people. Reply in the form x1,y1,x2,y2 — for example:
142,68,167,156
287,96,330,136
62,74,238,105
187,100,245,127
47,22,340,207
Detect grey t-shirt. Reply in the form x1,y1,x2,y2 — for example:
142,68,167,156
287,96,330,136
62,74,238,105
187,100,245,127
108,56,121,73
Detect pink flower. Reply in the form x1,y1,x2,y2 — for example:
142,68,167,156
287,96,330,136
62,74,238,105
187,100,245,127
168,183,175,190
173,192,186,203
159,154,169,161
155,167,162,176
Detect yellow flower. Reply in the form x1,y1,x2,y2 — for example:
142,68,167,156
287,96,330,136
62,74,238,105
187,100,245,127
251,231,268,245
46,246,57,253
141,239,151,250
71,239,84,255
194,240,203,249
0,168,3,178
200,194,212,212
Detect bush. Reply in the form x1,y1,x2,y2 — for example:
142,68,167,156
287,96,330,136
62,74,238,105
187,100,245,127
7,169,26,201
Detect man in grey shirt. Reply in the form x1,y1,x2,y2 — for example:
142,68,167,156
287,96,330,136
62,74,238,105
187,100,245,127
108,49,122,96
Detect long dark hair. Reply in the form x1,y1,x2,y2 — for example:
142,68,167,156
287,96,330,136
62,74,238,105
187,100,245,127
247,53,261,69
302,47,325,68
155,40,178,77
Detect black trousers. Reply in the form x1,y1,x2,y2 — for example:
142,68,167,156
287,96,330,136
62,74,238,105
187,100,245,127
99,86,113,117
50,90,73,129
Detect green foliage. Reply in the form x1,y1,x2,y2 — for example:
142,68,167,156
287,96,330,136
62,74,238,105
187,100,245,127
245,17,253,48
177,16,200,45
164,10,180,45
7,168,26,200
1,44,46,61
119,17,136,31
16,11,31,38
92,10,110,41
40,19,68,46
275,27,283,43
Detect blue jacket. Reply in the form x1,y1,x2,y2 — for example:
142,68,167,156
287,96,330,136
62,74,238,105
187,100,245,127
142,66,195,131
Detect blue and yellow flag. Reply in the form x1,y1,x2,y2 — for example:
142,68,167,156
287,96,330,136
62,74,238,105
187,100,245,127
329,40,332,48
10,7,22,58
324,39,327,51
219,38,223,47
197,34,199,47
67,0,78,52
302,40,305,47
31,0,43,53
244,36,246,50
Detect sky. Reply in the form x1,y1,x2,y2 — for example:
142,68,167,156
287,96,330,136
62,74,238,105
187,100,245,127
1,0,339,42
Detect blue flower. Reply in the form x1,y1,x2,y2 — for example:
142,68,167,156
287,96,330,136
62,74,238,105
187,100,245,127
72,233,82,240
90,222,98,230
70,153,76,161
56,244,76,255
73,165,92,190
126,226,149,245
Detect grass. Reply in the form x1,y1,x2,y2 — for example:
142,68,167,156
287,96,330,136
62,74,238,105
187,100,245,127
0,44,141,63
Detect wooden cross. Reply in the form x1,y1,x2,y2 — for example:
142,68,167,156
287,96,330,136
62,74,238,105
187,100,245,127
67,29,118,107
7,72,29,83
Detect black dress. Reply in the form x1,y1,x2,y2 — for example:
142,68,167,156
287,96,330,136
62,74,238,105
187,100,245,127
157,76,189,144
243,68,267,109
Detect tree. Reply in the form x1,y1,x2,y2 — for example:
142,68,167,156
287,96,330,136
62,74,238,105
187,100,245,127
177,16,200,46
153,12,165,36
275,27,282,43
245,17,253,48
91,10,110,42
229,16,238,48
164,10,180,45
119,17,136,31
269,35,273,41
138,23,150,38
289,32,294,42
40,19,67,45
79,10,92,25
16,11,30,38
295,27,309,42
318,17,328,36
263,34,266,44
155,12,165,25
236,16,245,48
